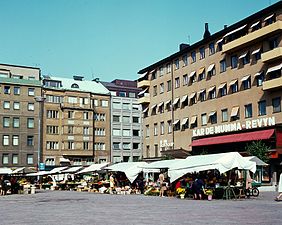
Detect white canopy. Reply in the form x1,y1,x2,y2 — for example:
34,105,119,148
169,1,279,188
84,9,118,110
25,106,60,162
11,167,25,174
61,166,83,174
168,152,256,182
76,162,109,174
140,159,184,170
0,168,13,174
244,156,268,166
105,162,147,183
48,167,68,174
26,171,49,176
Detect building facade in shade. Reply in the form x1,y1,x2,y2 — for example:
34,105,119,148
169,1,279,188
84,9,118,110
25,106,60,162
42,75,111,167
138,2,282,182
102,79,142,163
0,63,41,168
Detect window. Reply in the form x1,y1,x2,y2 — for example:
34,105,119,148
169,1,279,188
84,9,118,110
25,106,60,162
128,92,136,98
4,86,10,94
83,127,89,135
198,71,205,81
174,59,179,69
113,102,121,109
27,154,33,164
175,77,180,88
101,100,108,107
243,77,251,90
83,142,89,150
145,125,149,137
167,80,172,92
133,143,140,150
191,51,196,63
113,142,120,150
3,135,9,146
168,120,172,133
2,154,9,164
12,154,18,165
219,84,227,97
132,104,139,110
209,88,216,99
154,144,159,157
95,128,105,136
123,143,130,150
217,41,223,51
166,63,171,73
154,123,158,136
118,92,126,97
47,110,59,119
68,141,74,150
28,103,34,111
183,74,188,86
13,102,20,110
245,104,253,118
12,135,19,146
132,117,139,123
27,136,34,146
123,129,130,136
122,103,130,110
122,116,130,123
201,113,207,126
28,88,35,96
13,118,20,128
210,112,217,124
133,130,140,136
199,91,206,102
14,87,20,95
256,73,264,86
160,83,164,94
151,71,157,80
3,117,10,128
199,47,205,59
242,53,250,65
182,55,188,66
159,66,164,76
209,42,215,55
269,37,278,50
231,81,238,93
258,100,266,116
272,97,281,113
73,158,82,165
27,118,34,128
113,115,120,122
93,99,99,106
47,126,59,134
220,59,226,72
153,85,157,96
160,122,164,135
45,158,55,166
231,55,238,69
3,101,10,109
222,109,228,122
46,95,62,104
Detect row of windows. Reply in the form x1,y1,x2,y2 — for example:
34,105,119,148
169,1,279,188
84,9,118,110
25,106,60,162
113,115,140,123
2,101,34,111
0,73,36,80
1,153,34,165
113,129,140,137
45,141,105,150
44,158,95,166
112,102,140,110
145,97,281,136
47,110,105,120
2,135,34,146
1,86,35,96
2,117,34,128
113,142,140,150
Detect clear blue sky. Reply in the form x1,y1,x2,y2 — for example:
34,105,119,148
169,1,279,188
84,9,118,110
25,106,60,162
0,0,279,81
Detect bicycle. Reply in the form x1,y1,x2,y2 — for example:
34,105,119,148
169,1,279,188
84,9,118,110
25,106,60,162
244,186,259,198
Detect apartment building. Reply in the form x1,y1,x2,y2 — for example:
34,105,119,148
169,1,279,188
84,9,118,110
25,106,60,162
102,79,142,163
42,75,111,168
138,2,282,180
0,63,41,169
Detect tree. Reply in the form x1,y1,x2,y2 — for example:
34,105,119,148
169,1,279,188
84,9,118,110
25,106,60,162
245,140,270,163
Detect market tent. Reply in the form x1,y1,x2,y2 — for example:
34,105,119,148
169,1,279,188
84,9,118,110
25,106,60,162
105,162,148,183
140,159,184,171
0,168,12,175
60,166,83,174
11,167,25,174
48,167,69,175
244,156,268,166
76,162,109,174
168,152,256,182
26,171,49,176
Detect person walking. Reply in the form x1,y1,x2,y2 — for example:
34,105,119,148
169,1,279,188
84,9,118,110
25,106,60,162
275,173,282,201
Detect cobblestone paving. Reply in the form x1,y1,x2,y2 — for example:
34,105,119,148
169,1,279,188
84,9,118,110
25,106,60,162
0,190,281,225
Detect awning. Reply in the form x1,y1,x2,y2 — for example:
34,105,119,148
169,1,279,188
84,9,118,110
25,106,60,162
165,100,171,106
198,89,206,95
158,102,164,108
230,106,240,117
191,129,275,147
181,95,188,103
266,63,282,74
207,64,215,73
218,83,227,89
173,97,180,105
190,116,197,125
0,168,13,175
151,104,157,109
264,14,274,21
173,119,180,125
207,86,216,93
252,48,261,55
239,52,248,59
138,72,148,80
229,79,238,86
244,156,268,166
198,67,205,74
138,88,149,96
60,157,70,163
61,166,83,173
254,71,263,77
216,38,223,44
250,21,260,28
48,167,69,174
189,92,196,99
223,24,247,38
181,118,189,125
77,162,109,174
11,167,25,174
241,75,251,82
189,71,196,78
209,111,216,117
142,107,149,113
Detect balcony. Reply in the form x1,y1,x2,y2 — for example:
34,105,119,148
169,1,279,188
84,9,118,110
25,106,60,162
263,77,282,91
261,47,282,63
223,21,282,53
137,80,150,88
138,94,150,104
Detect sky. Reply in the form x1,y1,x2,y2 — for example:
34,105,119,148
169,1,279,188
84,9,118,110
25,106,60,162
0,0,279,81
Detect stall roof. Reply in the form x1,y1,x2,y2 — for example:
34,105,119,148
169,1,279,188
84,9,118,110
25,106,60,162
0,168,13,174
76,162,109,174
244,156,268,166
61,166,83,174
140,159,184,170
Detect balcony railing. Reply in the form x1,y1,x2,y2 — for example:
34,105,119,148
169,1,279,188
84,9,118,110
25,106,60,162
137,80,150,88
223,21,282,52
138,94,150,104
263,77,282,91
261,47,282,63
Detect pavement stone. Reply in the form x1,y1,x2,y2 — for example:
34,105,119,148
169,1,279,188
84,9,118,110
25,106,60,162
0,190,281,225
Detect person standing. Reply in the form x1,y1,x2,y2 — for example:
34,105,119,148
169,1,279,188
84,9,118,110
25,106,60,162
159,172,165,197
109,174,115,194
275,173,282,201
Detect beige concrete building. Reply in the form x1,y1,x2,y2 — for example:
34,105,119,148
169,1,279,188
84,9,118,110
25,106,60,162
42,75,111,168
0,63,41,169
138,1,282,181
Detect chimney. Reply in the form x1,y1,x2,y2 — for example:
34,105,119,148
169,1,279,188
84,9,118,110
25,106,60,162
203,23,211,39
92,78,100,83
224,25,228,29
179,43,190,51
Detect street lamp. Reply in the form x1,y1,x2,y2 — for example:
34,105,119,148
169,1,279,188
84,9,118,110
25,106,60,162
34,96,45,171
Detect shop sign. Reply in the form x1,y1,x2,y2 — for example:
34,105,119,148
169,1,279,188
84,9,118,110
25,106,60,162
192,116,275,137
160,140,174,150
